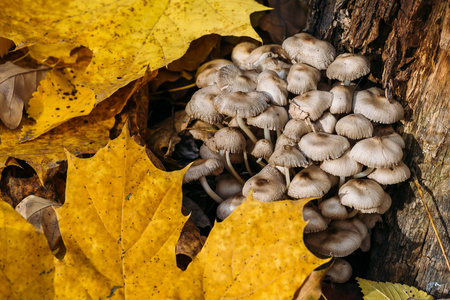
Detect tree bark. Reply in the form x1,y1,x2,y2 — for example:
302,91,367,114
306,0,449,297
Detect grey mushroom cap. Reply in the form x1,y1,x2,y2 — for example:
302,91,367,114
299,132,350,161
268,145,309,168
244,44,289,70
250,139,274,159
326,53,370,82
339,179,385,210
287,165,332,199
329,85,353,114
325,258,353,283
359,191,392,214
274,134,298,151
214,127,246,153
196,59,233,88
286,63,321,95
255,57,292,79
256,70,288,106
367,161,411,184
183,159,224,183
215,173,244,199
314,111,337,133
303,204,330,233
216,194,246,220
282,33,336,70
353,87,404,124
304,218,367,257
247,105,289,131
320,149,363,177
289,90,333,121
283,119,313,142
199,143,243,164
216,64,256,92
335,113,374,140
350,136,403,168
231,42,259,70
319,196,350,220
214,91,269,118
242,165,286,202
186,85,223,124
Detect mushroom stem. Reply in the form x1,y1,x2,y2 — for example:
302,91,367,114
264,128,272,143
237,117,258,144
352,167,375,179
243,150,254,176
346,209,359,218
256,158,267,167
220,150,245,184
199,176,224,203
339,176,346,188
305,117,317,134
284,167,291,189
216,123,224,129
344,80,351,86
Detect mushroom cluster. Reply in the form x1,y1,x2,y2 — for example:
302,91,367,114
183,33,410,283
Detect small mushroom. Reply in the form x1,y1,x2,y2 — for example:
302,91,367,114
286,63,321,95
367,161,411,184
320,149,363,178
247,105,289,142
314,111,337,133
196,59,233,87
242,164,286,202
217,194,246,220
216,64,256,92
269,144,309,187
319,196,350,220
231,42,259,70
339,179,385,210
353,87,404,124
304,218,367,257
373,124,406,148
245,44,289,70
350,136,403,168
303,203,330,233
255,57,292,79
283,119,313,142
215,173,244,200
329,85,353,114
299,132,350,161
335,113,373,140
186,85,223,125
282,33,336,70
326,53,370,85
256,70,289,106
289,90,333,121
183,158,225,203
288,165,332,199
325,258,353,283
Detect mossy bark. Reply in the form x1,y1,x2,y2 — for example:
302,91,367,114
306,0,449,297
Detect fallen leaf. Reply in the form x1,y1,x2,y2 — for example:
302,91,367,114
15,195,62,251
28,42,80,67
0,0,268,104
357,278,434,300
0,62,49,129
0,69,155,181
159,195,330,299
54,125,189,299
0,200,54,300
0,37,14,57
176,219,204,269
294,267,329,300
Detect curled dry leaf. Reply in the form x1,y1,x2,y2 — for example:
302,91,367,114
15,195,62,251
0,62,48,129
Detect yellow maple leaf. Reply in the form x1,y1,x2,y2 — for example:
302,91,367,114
54,125,189,299
0,200,54,300
357,278,434,300
0,0,267,103
159,195,329,299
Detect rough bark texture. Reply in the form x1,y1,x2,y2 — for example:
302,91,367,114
306,0,449,297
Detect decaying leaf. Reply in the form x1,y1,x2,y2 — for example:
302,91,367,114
176,219,204,269
294,267,329,300
0,200,54,300
15,195,62,251
0,37,14,57
54,125,189,299
158,195,330,299
357,278,434,300
0,0,268,105
0,62,49,129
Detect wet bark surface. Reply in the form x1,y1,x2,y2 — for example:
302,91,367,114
306,0,449,297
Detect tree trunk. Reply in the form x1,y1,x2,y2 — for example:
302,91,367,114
306,0,449,297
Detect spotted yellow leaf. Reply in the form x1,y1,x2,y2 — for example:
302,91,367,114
0,200,54,300
357,278,434,300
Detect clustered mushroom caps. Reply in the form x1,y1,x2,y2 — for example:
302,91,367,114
183,32,410,284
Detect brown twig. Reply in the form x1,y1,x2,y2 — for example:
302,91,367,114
412,169,450,272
